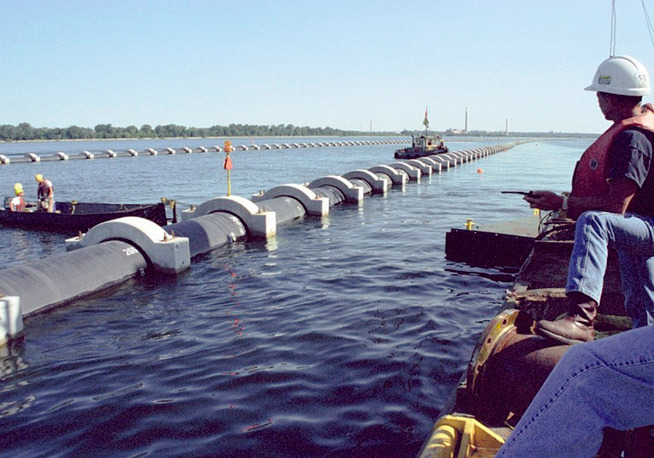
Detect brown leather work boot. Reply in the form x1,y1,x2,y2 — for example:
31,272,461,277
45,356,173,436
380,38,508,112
535,300,597,345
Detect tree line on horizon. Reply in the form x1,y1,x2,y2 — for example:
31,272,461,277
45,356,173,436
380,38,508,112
0,122,401,142
0,122,595,142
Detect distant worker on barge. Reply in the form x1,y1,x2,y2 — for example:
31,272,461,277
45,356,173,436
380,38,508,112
524,55,654,344
9,183,26,212
36,173,54,213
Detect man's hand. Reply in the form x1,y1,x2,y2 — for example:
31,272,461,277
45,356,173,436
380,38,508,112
523,190,563,211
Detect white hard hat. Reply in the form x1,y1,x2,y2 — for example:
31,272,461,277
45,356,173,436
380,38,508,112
585,55,651,96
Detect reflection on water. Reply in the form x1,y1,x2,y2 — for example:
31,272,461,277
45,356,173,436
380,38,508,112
0,338,28,379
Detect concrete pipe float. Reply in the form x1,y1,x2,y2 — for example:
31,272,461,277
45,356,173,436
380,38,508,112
181,196,277,239
0,155,10,165
182,147,192,154
342,170,387,195
166,147,176,155
451,151,467,163
146,148,158,155
27,153,40,162
255,197,305,223
252,184,330,216
308,176,364,204
311,185,347,206
198,146,208,153
389,162,421,182
106,150,117,158
56,152,69,161
127,149,139,157
403,159,433,177
427,155,450,169
163,213,247,258
368,165,408,187
439,153,458,166
417,157,443,173
213,146,223,152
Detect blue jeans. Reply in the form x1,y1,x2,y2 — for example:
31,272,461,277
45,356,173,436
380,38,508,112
497,325,654,457
566,211,654,327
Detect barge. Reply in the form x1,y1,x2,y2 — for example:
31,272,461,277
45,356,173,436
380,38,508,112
419,211,654,456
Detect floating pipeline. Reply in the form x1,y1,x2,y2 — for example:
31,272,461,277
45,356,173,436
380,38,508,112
0,142,523,344
0,140,408,166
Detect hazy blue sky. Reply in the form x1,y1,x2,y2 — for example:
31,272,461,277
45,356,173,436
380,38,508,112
3,0,654,134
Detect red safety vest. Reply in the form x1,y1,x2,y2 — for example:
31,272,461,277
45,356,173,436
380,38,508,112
11,195,26,212
572,106,654,197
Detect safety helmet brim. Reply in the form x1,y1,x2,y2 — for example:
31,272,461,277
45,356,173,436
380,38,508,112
585,55,651,96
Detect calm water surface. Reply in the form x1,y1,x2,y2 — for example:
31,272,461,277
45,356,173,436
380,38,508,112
0,136,591,456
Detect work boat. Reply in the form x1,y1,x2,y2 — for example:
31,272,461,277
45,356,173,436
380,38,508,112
0,199,169,234
417,210,654,457
394,133,448,159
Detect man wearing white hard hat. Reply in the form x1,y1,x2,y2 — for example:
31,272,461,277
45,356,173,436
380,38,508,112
499,56,654,457
525,55,654,344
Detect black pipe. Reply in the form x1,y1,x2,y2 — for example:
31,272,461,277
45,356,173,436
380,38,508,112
0,241,147,317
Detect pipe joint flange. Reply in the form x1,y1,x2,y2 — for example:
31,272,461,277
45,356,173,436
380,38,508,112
181,195,276,239
0,296,23,345
308,175,363,203
65,216,191,274
342,170,387,194
388,162,422,182
368,165,407,186
252,184,329,217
